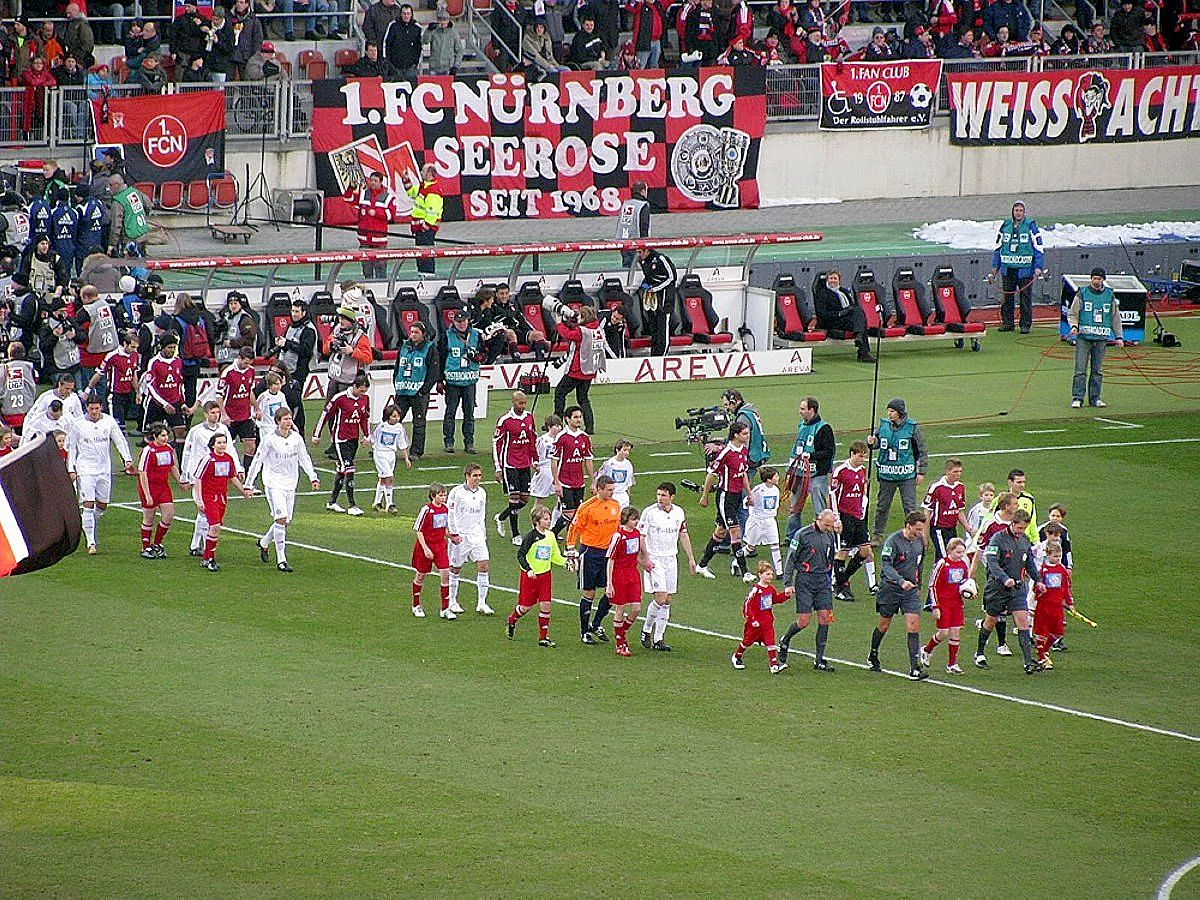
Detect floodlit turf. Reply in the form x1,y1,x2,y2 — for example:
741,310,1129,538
3,318,1200,896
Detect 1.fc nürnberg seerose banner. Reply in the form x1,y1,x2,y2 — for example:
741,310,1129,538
0,435,82,577
310,68,766,223
819,60,941,130
91,91,226,184
946,65,1200,145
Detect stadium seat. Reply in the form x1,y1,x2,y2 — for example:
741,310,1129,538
265,291,294,347
360,288,396,359
391,287,432,342
433,285,465,338
678,274,731,345
516,281,558,352
111,55,129,83
185,180,209,211
211,175,238,209
597,277,644,343
157,181,184,211
444,0,464,14
773,273,825,342
134,181,156,207
298,49,327,80
892,267,946,336
931,266,986,335
334,48,360,72
852,268,906,338
309,290,337,354
557,279,591,316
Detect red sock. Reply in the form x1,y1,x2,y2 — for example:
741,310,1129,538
140,524,152,549
412,582,422,607
948,640,959,666
767,647,779,667
924,634,942,653
537,612,550,640
440,579,450,611
735,641,748,656
1035,634,1049,660
203,537,217,561
614,621,628,645
153,522,170,545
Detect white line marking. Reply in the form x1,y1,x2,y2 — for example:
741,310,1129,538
1095,417,1142,429
649,452,694,457
1024,429,1066,434
947,433,991,439
1158,856,1200,899
107,503,1200,745
925,437,1198,459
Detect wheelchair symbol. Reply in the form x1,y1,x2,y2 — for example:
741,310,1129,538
826,81,850,116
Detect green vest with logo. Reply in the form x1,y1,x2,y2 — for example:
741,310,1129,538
875,418,917,482
393,342,429,396
443,328,481,386
114,187,150,240
792,416,824,458
997,219,1036,270
1077,285,1116,341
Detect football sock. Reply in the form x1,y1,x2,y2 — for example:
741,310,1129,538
653,603,670,642
815,623,829,661
767,646,779,667
330,474,344,504
153,521,170,545
344,475,356,508
977,626,993,657
591,595,610,631
642,600,660,637
870,627,885,653
731,541,746,575
242,452,253,472
782,622,803,645
385,487,394,507
578,596,593,635
996,616,1008,646
141,523,152,549
203,536,217,561
537,611,550,641
771,544,783,573
412,581,422,607
508,604,529,626
448,571,460,606
1017,629,1033,666
191,511,207,550
552,516,569,538
948,639,959,666
843,554,863,581
614,620,628,647
699,538,718,567
374,484,385,505
907,632,920,669
439,578,450,611
864,560,877,589
477,572,489,606
82,507,97,546
924,634,943,653
833,558,846,581
273,524,287,563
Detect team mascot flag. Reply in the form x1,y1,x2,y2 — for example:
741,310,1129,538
310,68,766,223
91,91,226,184
0,435,82,577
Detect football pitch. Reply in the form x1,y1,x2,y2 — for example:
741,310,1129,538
3,319,1199,897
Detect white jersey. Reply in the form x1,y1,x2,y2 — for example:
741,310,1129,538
181,420,237,480
597,456,635,505
256,389,291,426
966,500,989,536
66,414,132,476
447,483,488,538
745,482,780,522
372,421,410,454
530,431,557,497
245,428,318,491
28,389,84,426
638,502,688,558
21,409,69,440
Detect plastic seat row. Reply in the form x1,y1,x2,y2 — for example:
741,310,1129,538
135,176,238,212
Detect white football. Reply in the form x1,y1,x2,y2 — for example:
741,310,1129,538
959,578,978,600
742,572,757,584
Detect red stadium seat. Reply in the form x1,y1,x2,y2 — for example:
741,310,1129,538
157,181,184,211
678,275,732,345
265,291,294,346
185,180,209,211
852,269,906,338
211,175,238,209
334,48,360,71
773,273,825,342
391,287,432,342
299,50,327,80
892,267,946,336
134,181,156,207
597,277,643,339
309,290,337,354
931,266,986,335
516,282,559,352
433,285,466,338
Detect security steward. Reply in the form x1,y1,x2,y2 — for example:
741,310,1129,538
407,163,443,276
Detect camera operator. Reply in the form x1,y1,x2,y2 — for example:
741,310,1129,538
216,291,259,365
392,321,439,460
324,306,372,400
721,389,769,476
637,245,676,357
440,309,483,454
552,303,605,435
271,298,318,433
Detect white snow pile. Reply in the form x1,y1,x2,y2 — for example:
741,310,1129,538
914,219,1200,250
760,196,842,208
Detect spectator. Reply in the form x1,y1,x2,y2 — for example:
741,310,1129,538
280,0,334,41
756,28,787,63
901,22,936,55
245,39,283,80
348,40,388,75
542,0,568,62
362,0,401,48
982,0,1030,40
1051,22,1082,52
383,3,422,79
980,23,1011,54
19,57,56,135
124,21,149,70
490,0,523,71
1004,20,1049,53
105,0,134,44
11,19,41,82
182,54,209,81
172,1,209,68
425,9,464,75
928,0,957,38
725,0,754,50
85,63,113,100
228,0,265,80
798,0,826,34
1143,18,1167,50
717,32,758,62
590,0,622,57
1109,0,1144,49
683,0,720,62
1084,21,1113,51
627,0,668,68
766,0,803,58
570,13,608,68
136,53,168,93
36,21,63,68
814,270,874,363
61,3,95,66
522,17,566,77
864,24,895,56
204,8,234,81
940,25,980,56
53,54,87,140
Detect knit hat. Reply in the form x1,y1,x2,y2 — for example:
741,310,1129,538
436,7,450,19
1091,267,1106,278
337,306,357,322
887,397,907,416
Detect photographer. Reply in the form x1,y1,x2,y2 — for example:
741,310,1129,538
216,291,259,365
552,303,605,436
17,236,70,298
637,245,676,357
39,297,83,389
324,306,372,400
440,310,483,454
392,321,439,460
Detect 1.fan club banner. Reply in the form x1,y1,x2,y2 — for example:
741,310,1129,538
310,68,766,223
91,90,226,184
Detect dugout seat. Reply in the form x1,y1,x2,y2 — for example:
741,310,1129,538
433,285,466,338
598,278,647,348
309,290,338,356
853,268,906,338
516,281,560,353
157,181,184,211
773,273,825,342
557,279,592,316
811,272,856,342
931,266,986,335
361,288,397,359
266,291,294,347
678,275,731,346
892,267,946,336
391,287,433,342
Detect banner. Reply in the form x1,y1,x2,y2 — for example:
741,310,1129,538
947,65,1200,145
819,60,941,130
0,435,82,578
91,91,226,184
310,68,766,223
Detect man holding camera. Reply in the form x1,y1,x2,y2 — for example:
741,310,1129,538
441,310,482,454
637,245,677,357
323,306,373,400
552,304,604,435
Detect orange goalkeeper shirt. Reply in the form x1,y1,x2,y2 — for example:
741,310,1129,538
567,495,621,549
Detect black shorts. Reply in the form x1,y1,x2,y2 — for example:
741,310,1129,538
931,527,958,559
333,438,359,470
794,575,834,613
229,418,257,441
502,466,532,495
715,488,742,530
876,588,921,618
144,402,185,431
838,513,869,549
579,545,607,591
561,485,585,512
983,585,1027,617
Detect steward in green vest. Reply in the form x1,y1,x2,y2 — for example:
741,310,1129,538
991,200,1045,333
440,310,482,453
1068,267,1124,409
866,397,928,542
109,180,151,255
391,321,439,459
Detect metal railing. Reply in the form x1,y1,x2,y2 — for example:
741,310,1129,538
0,85,51,147
1039,51,1135,70
936,57,1032,118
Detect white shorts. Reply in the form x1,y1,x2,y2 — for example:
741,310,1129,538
743,516,780,548
530,468,554,499
643,553,679,595
449,533,489,567
265,486,296,522
374,449,397,479
613,490,631,511
77,472,112,504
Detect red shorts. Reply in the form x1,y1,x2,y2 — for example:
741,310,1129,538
609,567,642,605
518,569,552,605
741,617,776,648
934,597,964,629
411,542,449,574
139,483,173,508
202,493,228,527
1034,606,1064,638
4,413,25,430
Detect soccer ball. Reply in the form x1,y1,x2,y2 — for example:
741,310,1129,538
959,578,978,600
742,571,757,584
909,83,933,109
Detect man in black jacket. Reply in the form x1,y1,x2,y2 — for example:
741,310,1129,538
383,3,423,79
814,269,874,363
637,246,676,356
348,41,388,76
569,13,608,69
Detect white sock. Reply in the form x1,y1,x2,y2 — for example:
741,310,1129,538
82,507,97,546
374,484,384,505
477,571,489,606
642,600,660,635
770,544,782,573
274,524,287,563
653,603,671,642
192,511,208,550
260,525,272,550
385,487,394,507
865,560,877,589
449,571,460,604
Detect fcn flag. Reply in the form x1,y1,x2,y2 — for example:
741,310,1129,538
91,91,226,184
0,435,82,577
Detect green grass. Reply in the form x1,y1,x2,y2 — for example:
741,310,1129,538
3,318,1200,897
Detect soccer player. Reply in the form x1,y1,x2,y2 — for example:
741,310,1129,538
217,346,259,472
86,329,139,432
507,505,566,647
312,372,372,516
244,408,321,573
831,441,875,601
605,505,648,657
969,490,1018,657
412,482,452,619
743,465,783,577
529,414,561,530
566,475,622,643
447,463,494,616
28,374,84,431
919,536,972,674
142,334,190,452
371,403,411,513
137,423,181,559
550,405,593,539
180,401,238,558
638,481,699,652
697,420,751,579
67,395,134,554
923,457,970,560
1033,540,1072,669
256,370,292,427
192,433,253,571
976,509,1044,674
966,482,996,537
731,561,794,673
596,439,636,510
868,509,929,680
1037,503,1072,569
993,468,1038,544
779,508,840,672
492,390,539,542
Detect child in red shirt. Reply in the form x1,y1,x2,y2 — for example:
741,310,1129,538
605,506,647,657
137,424,181,558
412,482,452,619
921,537,972,674
0,426,14,456
193,433,252,571
1034,541,1073,669
732,562,794,673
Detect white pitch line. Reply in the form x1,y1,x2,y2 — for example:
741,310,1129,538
649,452,694,457
107,504,1200,745
1024,429,1066,434
925,437,1199,459
947,433,991,439
1158,856,1200,899
1095,417,1142,429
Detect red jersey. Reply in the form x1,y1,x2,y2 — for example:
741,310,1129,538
1038,562,1072,612
742,583,789,623
606,526,642,573
98,348,140,394
831,461,868,519
978,515,1010,549
553,428,592,488
924,477,966,529
138,441,176,506
709,442,749,493
218,363,257,422
929,557,970,606
197,450,239,496
493,409,538,470
318,389,371,441
413,501,449,549
145,354,184,407
0,445,12,457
